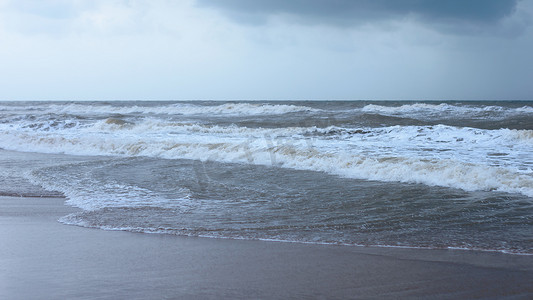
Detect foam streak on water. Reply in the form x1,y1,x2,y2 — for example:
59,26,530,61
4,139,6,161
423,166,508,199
1,101,532,254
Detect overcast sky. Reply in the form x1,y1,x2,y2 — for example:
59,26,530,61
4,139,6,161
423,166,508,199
0,0,532,101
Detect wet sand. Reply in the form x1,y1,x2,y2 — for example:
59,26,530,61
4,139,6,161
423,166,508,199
1,196,532,299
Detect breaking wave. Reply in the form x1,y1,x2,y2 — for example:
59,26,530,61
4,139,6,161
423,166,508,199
361,103,533,118
1,118,532,197
40,102,320,116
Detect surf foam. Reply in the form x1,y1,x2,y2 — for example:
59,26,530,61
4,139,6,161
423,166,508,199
2,121,532,198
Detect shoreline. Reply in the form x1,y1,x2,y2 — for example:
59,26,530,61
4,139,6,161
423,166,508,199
1,195,532,299
68,224,533,259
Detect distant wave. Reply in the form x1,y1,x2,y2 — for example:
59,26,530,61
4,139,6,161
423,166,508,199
40,102,320,116
361,103,533,118
12,116,530,147
2,101,532,117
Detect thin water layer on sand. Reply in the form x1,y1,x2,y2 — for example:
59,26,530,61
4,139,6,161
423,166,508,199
2,196,532,299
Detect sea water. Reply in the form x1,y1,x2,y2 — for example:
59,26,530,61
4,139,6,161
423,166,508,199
0,101,531,254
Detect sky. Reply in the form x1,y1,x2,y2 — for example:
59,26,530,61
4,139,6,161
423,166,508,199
0,0,532,101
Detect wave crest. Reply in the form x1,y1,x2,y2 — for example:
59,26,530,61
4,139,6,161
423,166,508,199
361,103,533,118
45,102,319,116
2,125,531,197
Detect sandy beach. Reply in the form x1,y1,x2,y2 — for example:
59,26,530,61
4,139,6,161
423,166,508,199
0,195,531,299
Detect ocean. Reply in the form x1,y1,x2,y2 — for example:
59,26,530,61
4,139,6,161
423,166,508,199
0,100,532,254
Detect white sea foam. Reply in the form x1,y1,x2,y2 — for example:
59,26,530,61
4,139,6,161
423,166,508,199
361,103,533,118
42,102,319,116
516,105,533,113
1,118,532,197
26,161,193,210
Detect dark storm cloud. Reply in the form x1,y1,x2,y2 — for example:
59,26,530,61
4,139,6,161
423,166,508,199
198,0,520,32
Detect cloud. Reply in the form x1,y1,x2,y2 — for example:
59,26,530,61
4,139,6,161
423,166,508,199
0,0,147,36
0,0,532,100
5,0,79,19
197,0,520,34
